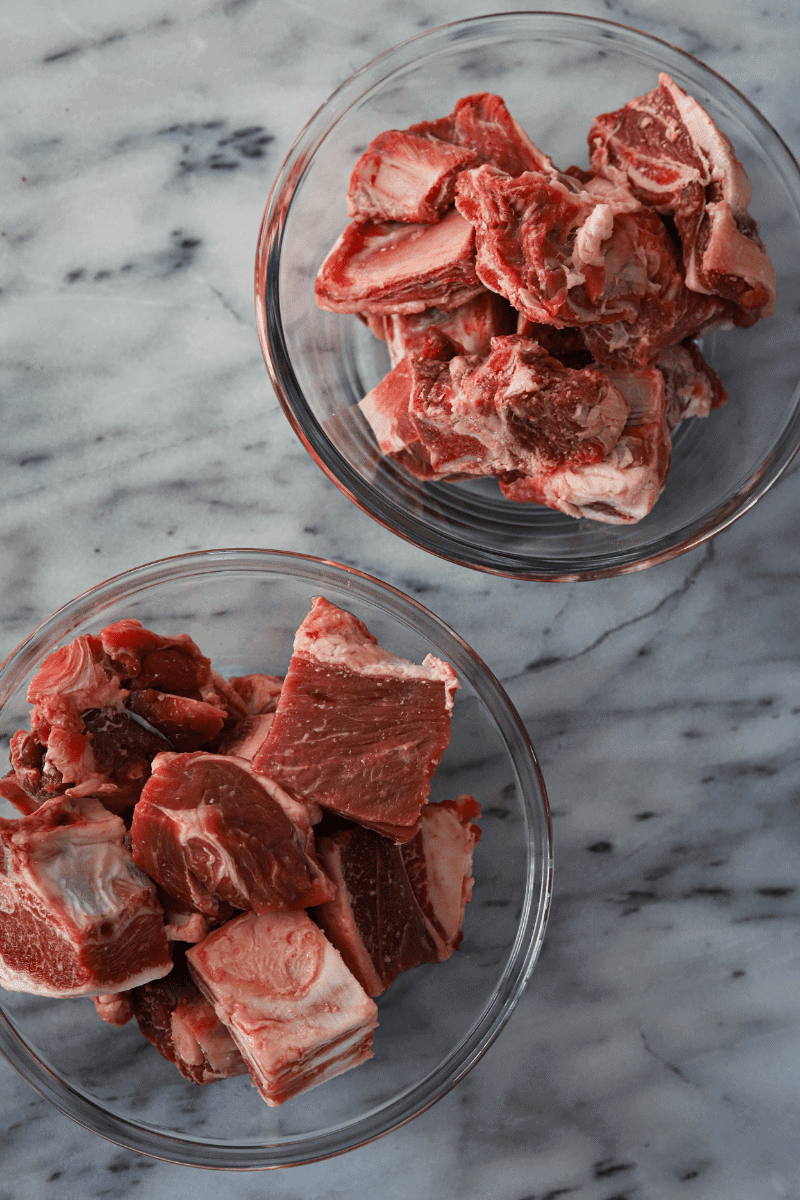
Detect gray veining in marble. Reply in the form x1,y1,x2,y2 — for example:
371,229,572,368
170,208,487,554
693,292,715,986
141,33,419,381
2,1,800,1197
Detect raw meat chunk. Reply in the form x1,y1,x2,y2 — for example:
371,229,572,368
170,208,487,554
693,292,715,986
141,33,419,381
380,291,517,366
311,821,438,996
314,208,484,315
253,598,459,841
0,795,171,997
399,794,482,961
410,92,554,178
130,752,333,918
588,72,776,324
408,336,630,478
186,909,379,1106
658,339,728,429
515,318,593,369
500,364,671,523
215,712,275,762
131,947,247,1084
347,129,482,224
91,991,135,1026
0,770,40,816
455,164,679,329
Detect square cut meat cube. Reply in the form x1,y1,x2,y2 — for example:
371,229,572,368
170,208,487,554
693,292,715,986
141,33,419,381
252,597,460,842
314,208,484,316
347,129,482,224
0,795,171,997
186,909,379,1107
131,946,248,1084
499,363,671,523
588,72,776,325
130,752,333,918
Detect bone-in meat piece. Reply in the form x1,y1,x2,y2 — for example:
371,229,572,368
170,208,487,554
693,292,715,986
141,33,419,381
379,291,517,367
347,129,482,224
130,752,333,918
0,795,171,997
253,597,460,842
588,72,776,324
186,909,379,1106
408,336,630,478
499,363,671,523
315,207,483,316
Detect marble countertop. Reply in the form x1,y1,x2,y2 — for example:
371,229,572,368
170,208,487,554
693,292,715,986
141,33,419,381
2,1,800,1196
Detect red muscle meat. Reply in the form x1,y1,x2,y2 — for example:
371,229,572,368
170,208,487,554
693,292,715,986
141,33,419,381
131,946,248,1084
225,674,283,715
314,207,483,316
499,363,671,522
347,129,482,224
588,72,776,324
0,795,171,997
407,336,630,478
130,752,333,918
311,821,438,996
253,597,460,841
186,909,379,1106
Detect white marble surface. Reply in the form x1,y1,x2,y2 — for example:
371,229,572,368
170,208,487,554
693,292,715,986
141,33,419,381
2,1,800,1196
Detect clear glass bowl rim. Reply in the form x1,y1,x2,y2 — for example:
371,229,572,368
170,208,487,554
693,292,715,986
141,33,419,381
255,10,800,582
0,547,553,1169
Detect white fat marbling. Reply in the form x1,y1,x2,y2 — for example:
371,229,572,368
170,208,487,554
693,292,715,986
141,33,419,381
1,0,800,1196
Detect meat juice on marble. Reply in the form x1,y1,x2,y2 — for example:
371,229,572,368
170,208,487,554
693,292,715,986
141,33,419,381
316,78,776,524
0,603,481,1106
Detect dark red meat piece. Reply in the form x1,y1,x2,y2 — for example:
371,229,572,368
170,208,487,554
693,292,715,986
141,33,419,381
378,291,517,367
410,92,554,178
253,597,459,841
657,339,728,429
130,752,333,917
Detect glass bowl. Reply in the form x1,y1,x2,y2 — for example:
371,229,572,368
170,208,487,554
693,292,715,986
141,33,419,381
0,549,551,1168
255,12,800,581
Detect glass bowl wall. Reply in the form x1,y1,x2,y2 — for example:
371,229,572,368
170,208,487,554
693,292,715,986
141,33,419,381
0,549,551,1168
256,12,800,580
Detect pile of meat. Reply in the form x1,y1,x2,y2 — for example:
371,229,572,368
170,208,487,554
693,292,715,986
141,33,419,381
315,77,776,524
0,599,480,1107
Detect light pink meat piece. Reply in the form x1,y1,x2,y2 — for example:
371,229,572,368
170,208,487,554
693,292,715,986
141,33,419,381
132,948,247,1084
347,129,482,224
380,291,517,367
588,72,776,324
314,208,483,316
130,752,333,918
311,822,438,997
225,674,284,715
499,363,671,523
399,794,481,961
658,339,728,429
91,991,135,1026
410,92,554,178
408,336,630,479
253,597,460,842
186,910,379,1106
0,770,40,816
0,795,171,997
